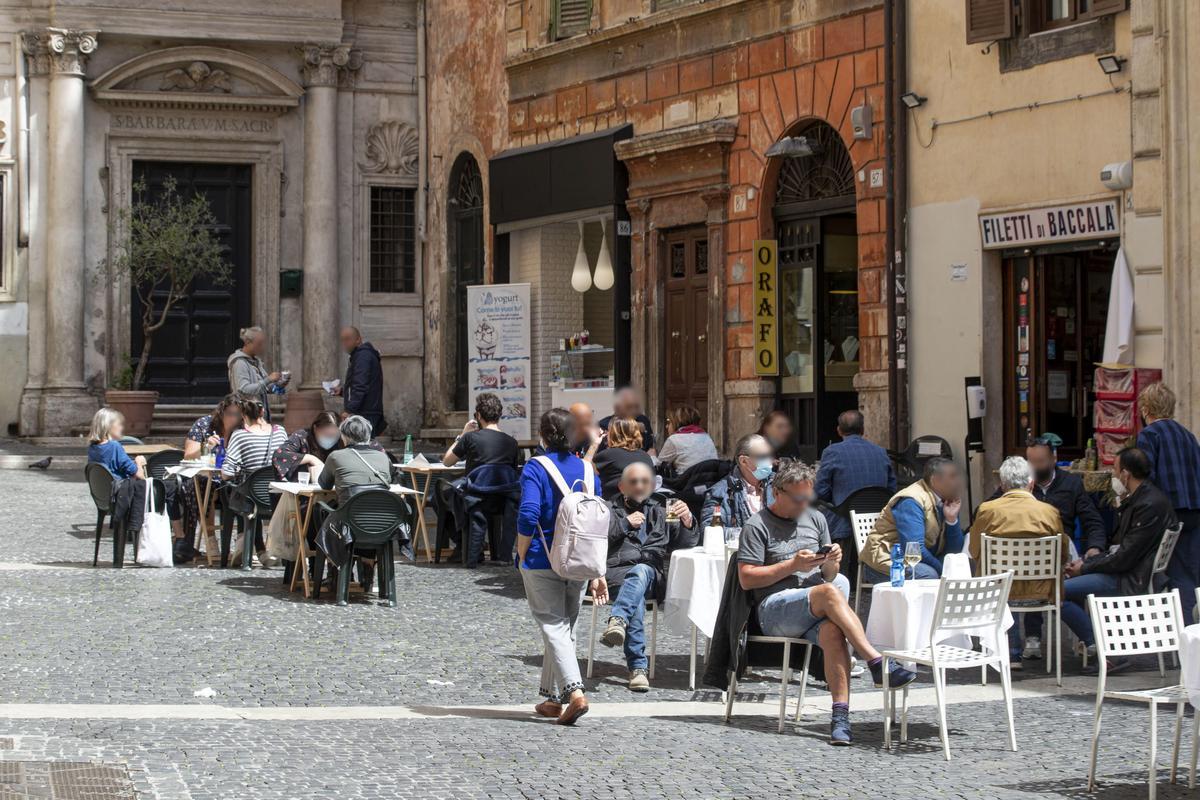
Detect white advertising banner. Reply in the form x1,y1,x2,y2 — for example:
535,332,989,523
466,283,532,440
979,199,1120,250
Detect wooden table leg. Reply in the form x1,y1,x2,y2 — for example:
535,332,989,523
296,497,317,598
407,471,434,564
194,475,218,567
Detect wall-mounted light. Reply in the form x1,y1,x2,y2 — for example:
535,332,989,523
900,92,926,110
570,220,592,293
765,136,820,159
1097,54,1126,75
593,219,614,291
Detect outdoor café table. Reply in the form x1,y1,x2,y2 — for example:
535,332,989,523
663,546,730,690
167,461,222,566
865,577,1014,672
269,481,420,598
123,443,176,456
394,461,465,564
1180,624,1200,708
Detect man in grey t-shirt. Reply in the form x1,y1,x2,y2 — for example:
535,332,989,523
736,460,915,746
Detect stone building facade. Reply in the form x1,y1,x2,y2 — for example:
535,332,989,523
1,1,424,437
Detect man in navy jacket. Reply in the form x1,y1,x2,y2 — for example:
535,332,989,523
815,410,896,542
337,327,387,437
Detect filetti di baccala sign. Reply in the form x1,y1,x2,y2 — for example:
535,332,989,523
979,199,1120,250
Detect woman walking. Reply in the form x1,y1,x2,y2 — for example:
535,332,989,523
517,408,601,725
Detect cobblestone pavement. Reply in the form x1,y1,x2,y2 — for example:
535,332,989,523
0,469,1195,798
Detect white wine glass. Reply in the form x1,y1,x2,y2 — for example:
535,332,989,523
903,541,921,581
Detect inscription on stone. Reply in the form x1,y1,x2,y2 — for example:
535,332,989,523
111,114,274,135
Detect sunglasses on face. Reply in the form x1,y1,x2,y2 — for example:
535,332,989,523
625,477,653,486
783,490,815,504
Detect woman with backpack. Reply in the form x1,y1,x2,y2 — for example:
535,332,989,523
517,407,604,726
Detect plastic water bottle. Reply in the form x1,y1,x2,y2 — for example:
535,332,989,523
403,434,413,464
889,544,905,587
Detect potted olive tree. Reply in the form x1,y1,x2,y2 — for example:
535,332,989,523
106,177,230,436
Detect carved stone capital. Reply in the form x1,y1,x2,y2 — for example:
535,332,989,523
21,32,52,77
299,43,361,88
44,28,99,77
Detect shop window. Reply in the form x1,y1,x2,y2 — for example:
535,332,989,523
368,186,416,294
965,0,1126,45
551,0,592,40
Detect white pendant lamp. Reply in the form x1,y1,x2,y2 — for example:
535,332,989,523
592,219,614,291
570,220,592,292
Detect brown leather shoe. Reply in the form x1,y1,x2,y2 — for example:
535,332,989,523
556,694,589,726
534,701,562,718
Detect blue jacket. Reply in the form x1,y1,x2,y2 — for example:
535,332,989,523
701,469,775,528
343,341,386,435
815,435,896,540
88,440,139,479
517,451,602,570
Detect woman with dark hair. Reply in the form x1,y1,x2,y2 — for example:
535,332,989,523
657,404,719,473
591,417,654,501
178,395,241,560
517,407,602,725
272,411,344,482
758,409,800,459
221,396,288,567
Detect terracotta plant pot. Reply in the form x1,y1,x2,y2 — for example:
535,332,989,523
282,389,327,435
104,389,159,438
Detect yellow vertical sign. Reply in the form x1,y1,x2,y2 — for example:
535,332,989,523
752,239,779,376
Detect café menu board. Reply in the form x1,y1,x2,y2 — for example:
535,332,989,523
467,283,532,440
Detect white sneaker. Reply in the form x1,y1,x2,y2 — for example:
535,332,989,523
1023,636,1042,660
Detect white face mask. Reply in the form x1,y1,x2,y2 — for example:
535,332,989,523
1111,476,1126,497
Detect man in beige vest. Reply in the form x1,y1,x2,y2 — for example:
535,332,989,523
862,457,965,581
969,456,1070,670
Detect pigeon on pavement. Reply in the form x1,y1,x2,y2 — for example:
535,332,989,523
27,456,52,470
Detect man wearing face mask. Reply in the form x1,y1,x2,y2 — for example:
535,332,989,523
1060,447,1175,673
591,462,695,692
701,433,776,528
861,457,965,582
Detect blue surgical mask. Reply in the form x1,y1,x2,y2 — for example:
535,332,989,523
752,459,773,482
316,434,340,451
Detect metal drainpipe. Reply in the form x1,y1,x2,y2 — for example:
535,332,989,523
884,0,911,451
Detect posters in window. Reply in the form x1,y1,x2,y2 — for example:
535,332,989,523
467,283,531,440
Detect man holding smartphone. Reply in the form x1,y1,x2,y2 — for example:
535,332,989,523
737,460,916,746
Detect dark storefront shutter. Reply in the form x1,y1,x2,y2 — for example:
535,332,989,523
965,0,1014,43
1081,0,1128,20
553,0,592,40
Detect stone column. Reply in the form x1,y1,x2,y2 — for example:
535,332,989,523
17,34,51,435
41,28,99,434
299,44,357,387
700,186,729,453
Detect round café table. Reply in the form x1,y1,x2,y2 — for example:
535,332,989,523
663,546,729,690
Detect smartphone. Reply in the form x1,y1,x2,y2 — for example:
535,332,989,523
816,544,833,557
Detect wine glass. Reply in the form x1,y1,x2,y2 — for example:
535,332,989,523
903,542,921,581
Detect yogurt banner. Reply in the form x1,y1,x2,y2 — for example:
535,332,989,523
467,283,532,440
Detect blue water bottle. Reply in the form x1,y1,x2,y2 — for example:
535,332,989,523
889,544,905,587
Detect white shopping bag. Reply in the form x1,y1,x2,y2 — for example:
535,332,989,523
138,478,174,568
266,494,300,561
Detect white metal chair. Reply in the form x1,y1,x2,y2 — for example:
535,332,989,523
851,510,881,615
881,573,1016,761
1087,590,1188,800
723,635,814,734
584,594,657,680
1082,522,1184,674
983,534,1063,686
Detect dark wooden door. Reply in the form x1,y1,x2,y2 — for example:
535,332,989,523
131,162,252,402
664,228,710,425
450,155,485,410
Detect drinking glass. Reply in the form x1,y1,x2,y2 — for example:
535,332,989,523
903,541,921,581
297,472,311,486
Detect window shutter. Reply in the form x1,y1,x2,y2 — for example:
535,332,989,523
553,0,593,40
965,0,1015,43
1080,0,1128,20
653,0,695,10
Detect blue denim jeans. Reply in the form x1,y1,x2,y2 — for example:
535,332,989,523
757,574,851,643
609,563,657,671
1060,572,1123,647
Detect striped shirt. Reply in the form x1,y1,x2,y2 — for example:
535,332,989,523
222,424,288,480
1137,419,1200,511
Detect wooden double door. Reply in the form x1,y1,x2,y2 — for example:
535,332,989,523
664,228,710,426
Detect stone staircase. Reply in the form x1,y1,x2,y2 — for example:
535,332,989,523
149,399,287,441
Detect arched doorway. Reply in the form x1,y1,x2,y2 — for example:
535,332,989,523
448,153,484,410
770,120,858,461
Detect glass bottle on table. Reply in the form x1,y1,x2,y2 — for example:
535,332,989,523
889,544,905,588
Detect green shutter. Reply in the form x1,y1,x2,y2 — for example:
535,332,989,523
965,0,1015,43
553,0,592,40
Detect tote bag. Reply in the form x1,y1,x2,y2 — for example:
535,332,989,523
139,478,174,568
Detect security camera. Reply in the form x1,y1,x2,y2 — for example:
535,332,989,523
1100,161,1132,191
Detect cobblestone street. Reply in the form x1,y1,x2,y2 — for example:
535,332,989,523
0,469,1193,799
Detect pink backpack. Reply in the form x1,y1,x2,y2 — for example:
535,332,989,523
533,456,610,580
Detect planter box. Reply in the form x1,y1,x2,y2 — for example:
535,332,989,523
104,389,159,438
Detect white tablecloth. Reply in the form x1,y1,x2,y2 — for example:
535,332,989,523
166,461,220,480
865,579,1014,662
663,547,729,639
1181,624,1200,708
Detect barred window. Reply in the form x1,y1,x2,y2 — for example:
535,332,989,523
369,186,415,293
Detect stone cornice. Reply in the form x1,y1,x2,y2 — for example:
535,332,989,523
615,118,739,162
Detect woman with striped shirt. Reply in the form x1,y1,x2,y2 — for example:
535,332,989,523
221,396,287,566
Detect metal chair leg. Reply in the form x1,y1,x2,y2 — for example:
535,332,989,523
1000,659,1017,751
1150,700,1159,800
933,664,951,761
794,644,812,725
882,656,892,749
93,510,105,567
1159,652,1167,678
1189,711,1199,789
1087,689,1105,791
1172,702,1184,784
900,683,910,743
777,641,792,734
649,602,658,680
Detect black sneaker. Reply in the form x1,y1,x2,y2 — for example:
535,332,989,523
830,707,852,746
869,659,918,689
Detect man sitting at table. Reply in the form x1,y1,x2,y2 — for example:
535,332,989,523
861,457,965,583
1062,447,1175,674
737,459,916,745
591,461,696,692
701,434,776,528
968,456,1071,670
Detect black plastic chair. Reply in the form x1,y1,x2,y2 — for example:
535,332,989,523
661,458,733,523
888,435,953,487
145,449,184,480
86,463,116,566
316,490,413,606
222,465,276,570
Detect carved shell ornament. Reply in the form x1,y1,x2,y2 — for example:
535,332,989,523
361,120,419,175
160,61,232,93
